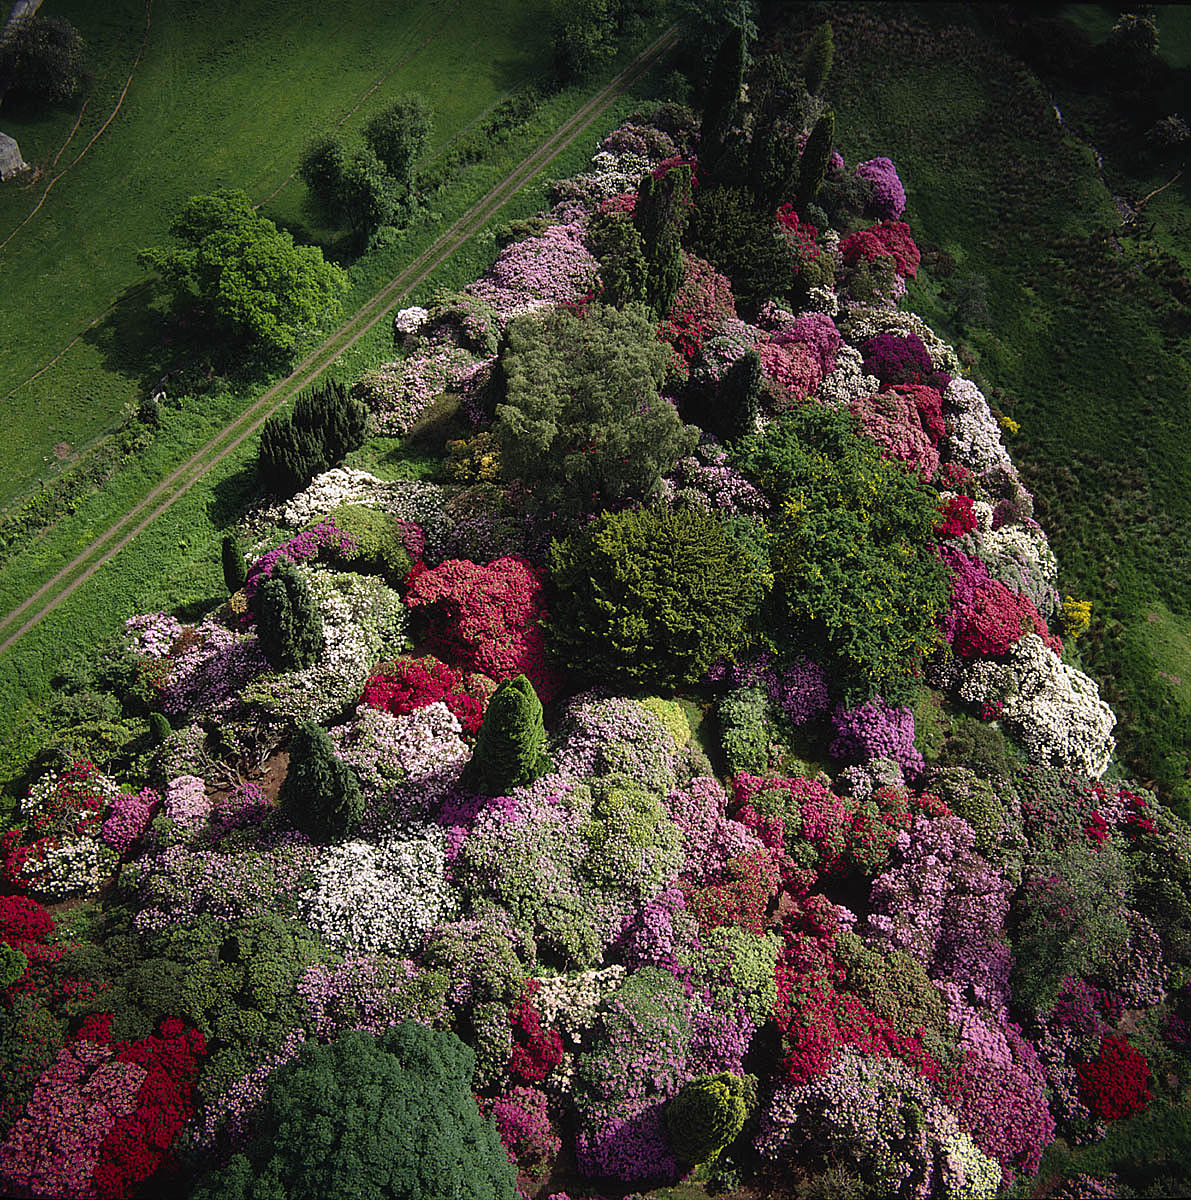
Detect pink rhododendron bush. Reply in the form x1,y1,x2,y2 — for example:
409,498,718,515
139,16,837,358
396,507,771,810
4,77,1189,1200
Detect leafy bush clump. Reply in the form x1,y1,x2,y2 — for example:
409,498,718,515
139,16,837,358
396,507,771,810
324,504,413,584
190,1023,516,1200
734,403,949,701
548,505,769,692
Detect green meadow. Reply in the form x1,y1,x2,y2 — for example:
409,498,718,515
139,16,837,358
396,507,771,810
0,0,554,510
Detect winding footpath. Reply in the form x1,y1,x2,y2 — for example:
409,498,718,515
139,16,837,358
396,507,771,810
0,26,678,661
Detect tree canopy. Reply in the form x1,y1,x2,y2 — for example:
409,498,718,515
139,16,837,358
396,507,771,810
190,1024,517,1200
733,403,949,701
493,302,697,516
138,188,348,357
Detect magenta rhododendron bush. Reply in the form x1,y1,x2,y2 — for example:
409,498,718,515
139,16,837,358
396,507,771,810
3,71,1179,1200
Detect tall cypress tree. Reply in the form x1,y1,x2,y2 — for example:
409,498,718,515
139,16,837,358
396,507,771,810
800,22,835,95
717,348,763,443
797,109,835,208
699,29,746,184
221,534,248,593
279,721,363,841
635,165,693,318
460,674,551,796
255,560,323,671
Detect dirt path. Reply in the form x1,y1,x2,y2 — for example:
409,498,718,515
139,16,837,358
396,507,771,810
0,25,678,661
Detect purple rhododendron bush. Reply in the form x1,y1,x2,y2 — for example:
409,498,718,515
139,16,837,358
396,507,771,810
3,28,1189,1200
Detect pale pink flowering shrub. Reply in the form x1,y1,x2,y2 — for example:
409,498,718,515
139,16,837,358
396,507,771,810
161,775,210,839
849,388,941,479
466,223,598,324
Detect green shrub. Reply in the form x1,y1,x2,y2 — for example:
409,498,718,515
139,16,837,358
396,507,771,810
190,1023,517,1200
548,505,768,691
687,184,795,306
326,505,412,585
494,302,696,516
0,944,28,991
254,560,324,672
460,674,551,797
718,685,770,774
733,404,949,702
221,534,248,593
0,14,86,107
278,721,362,842
666,1072,754,1164
257,380,367,496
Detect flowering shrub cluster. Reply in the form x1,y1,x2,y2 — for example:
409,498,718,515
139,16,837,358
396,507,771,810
2,104,1170,1200
404,556,560,703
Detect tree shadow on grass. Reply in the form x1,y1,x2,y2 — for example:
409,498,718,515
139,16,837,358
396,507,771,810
209,460,265,532
83,278,292,399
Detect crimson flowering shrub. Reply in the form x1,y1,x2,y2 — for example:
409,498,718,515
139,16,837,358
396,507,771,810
683,848,782,936
92,1017,206,1199
1075,1041,1147,1123
860,332,933,385
775,204,820,258
0,1017,205,1200
936,494,978,540
489,1085,560,1173
840,221,920,279
362,654,492,735
508,980,563,1084
939,546,1061,659
658,253,736,376
890,382,945,443
0,896,58,996
404,556,561,704
773,912,941,1087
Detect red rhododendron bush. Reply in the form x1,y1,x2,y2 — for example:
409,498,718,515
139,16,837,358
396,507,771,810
403,556,562,704
2,65,1183,1200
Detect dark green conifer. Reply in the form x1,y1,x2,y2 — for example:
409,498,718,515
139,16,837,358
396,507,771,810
699,29,746,182
801,22,835,95
254,559,323,672
278,720,363,842
461,674,551,796
716,348,763,443
221,533,248,594
149,712,172,745
797,109,835,207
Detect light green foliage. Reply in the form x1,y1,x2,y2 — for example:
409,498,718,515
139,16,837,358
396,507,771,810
326,505,412,585
925,765,1023,870
733,404,949,702
718,685,770,775
278,721,363,843
190,1024,517,1200
638,696,693,755
419,914,535,1010
666,1072,754,1164
254,561,324,673
471,998,516,1089
462,674,552,796
577,774,682,896
494,302,695,515
0,944,28,991
693,926,779,1028
137,189,348,356
548,505,767,691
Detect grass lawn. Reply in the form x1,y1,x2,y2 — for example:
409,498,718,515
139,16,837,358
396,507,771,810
784,3,1191,811
0,0,553,510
